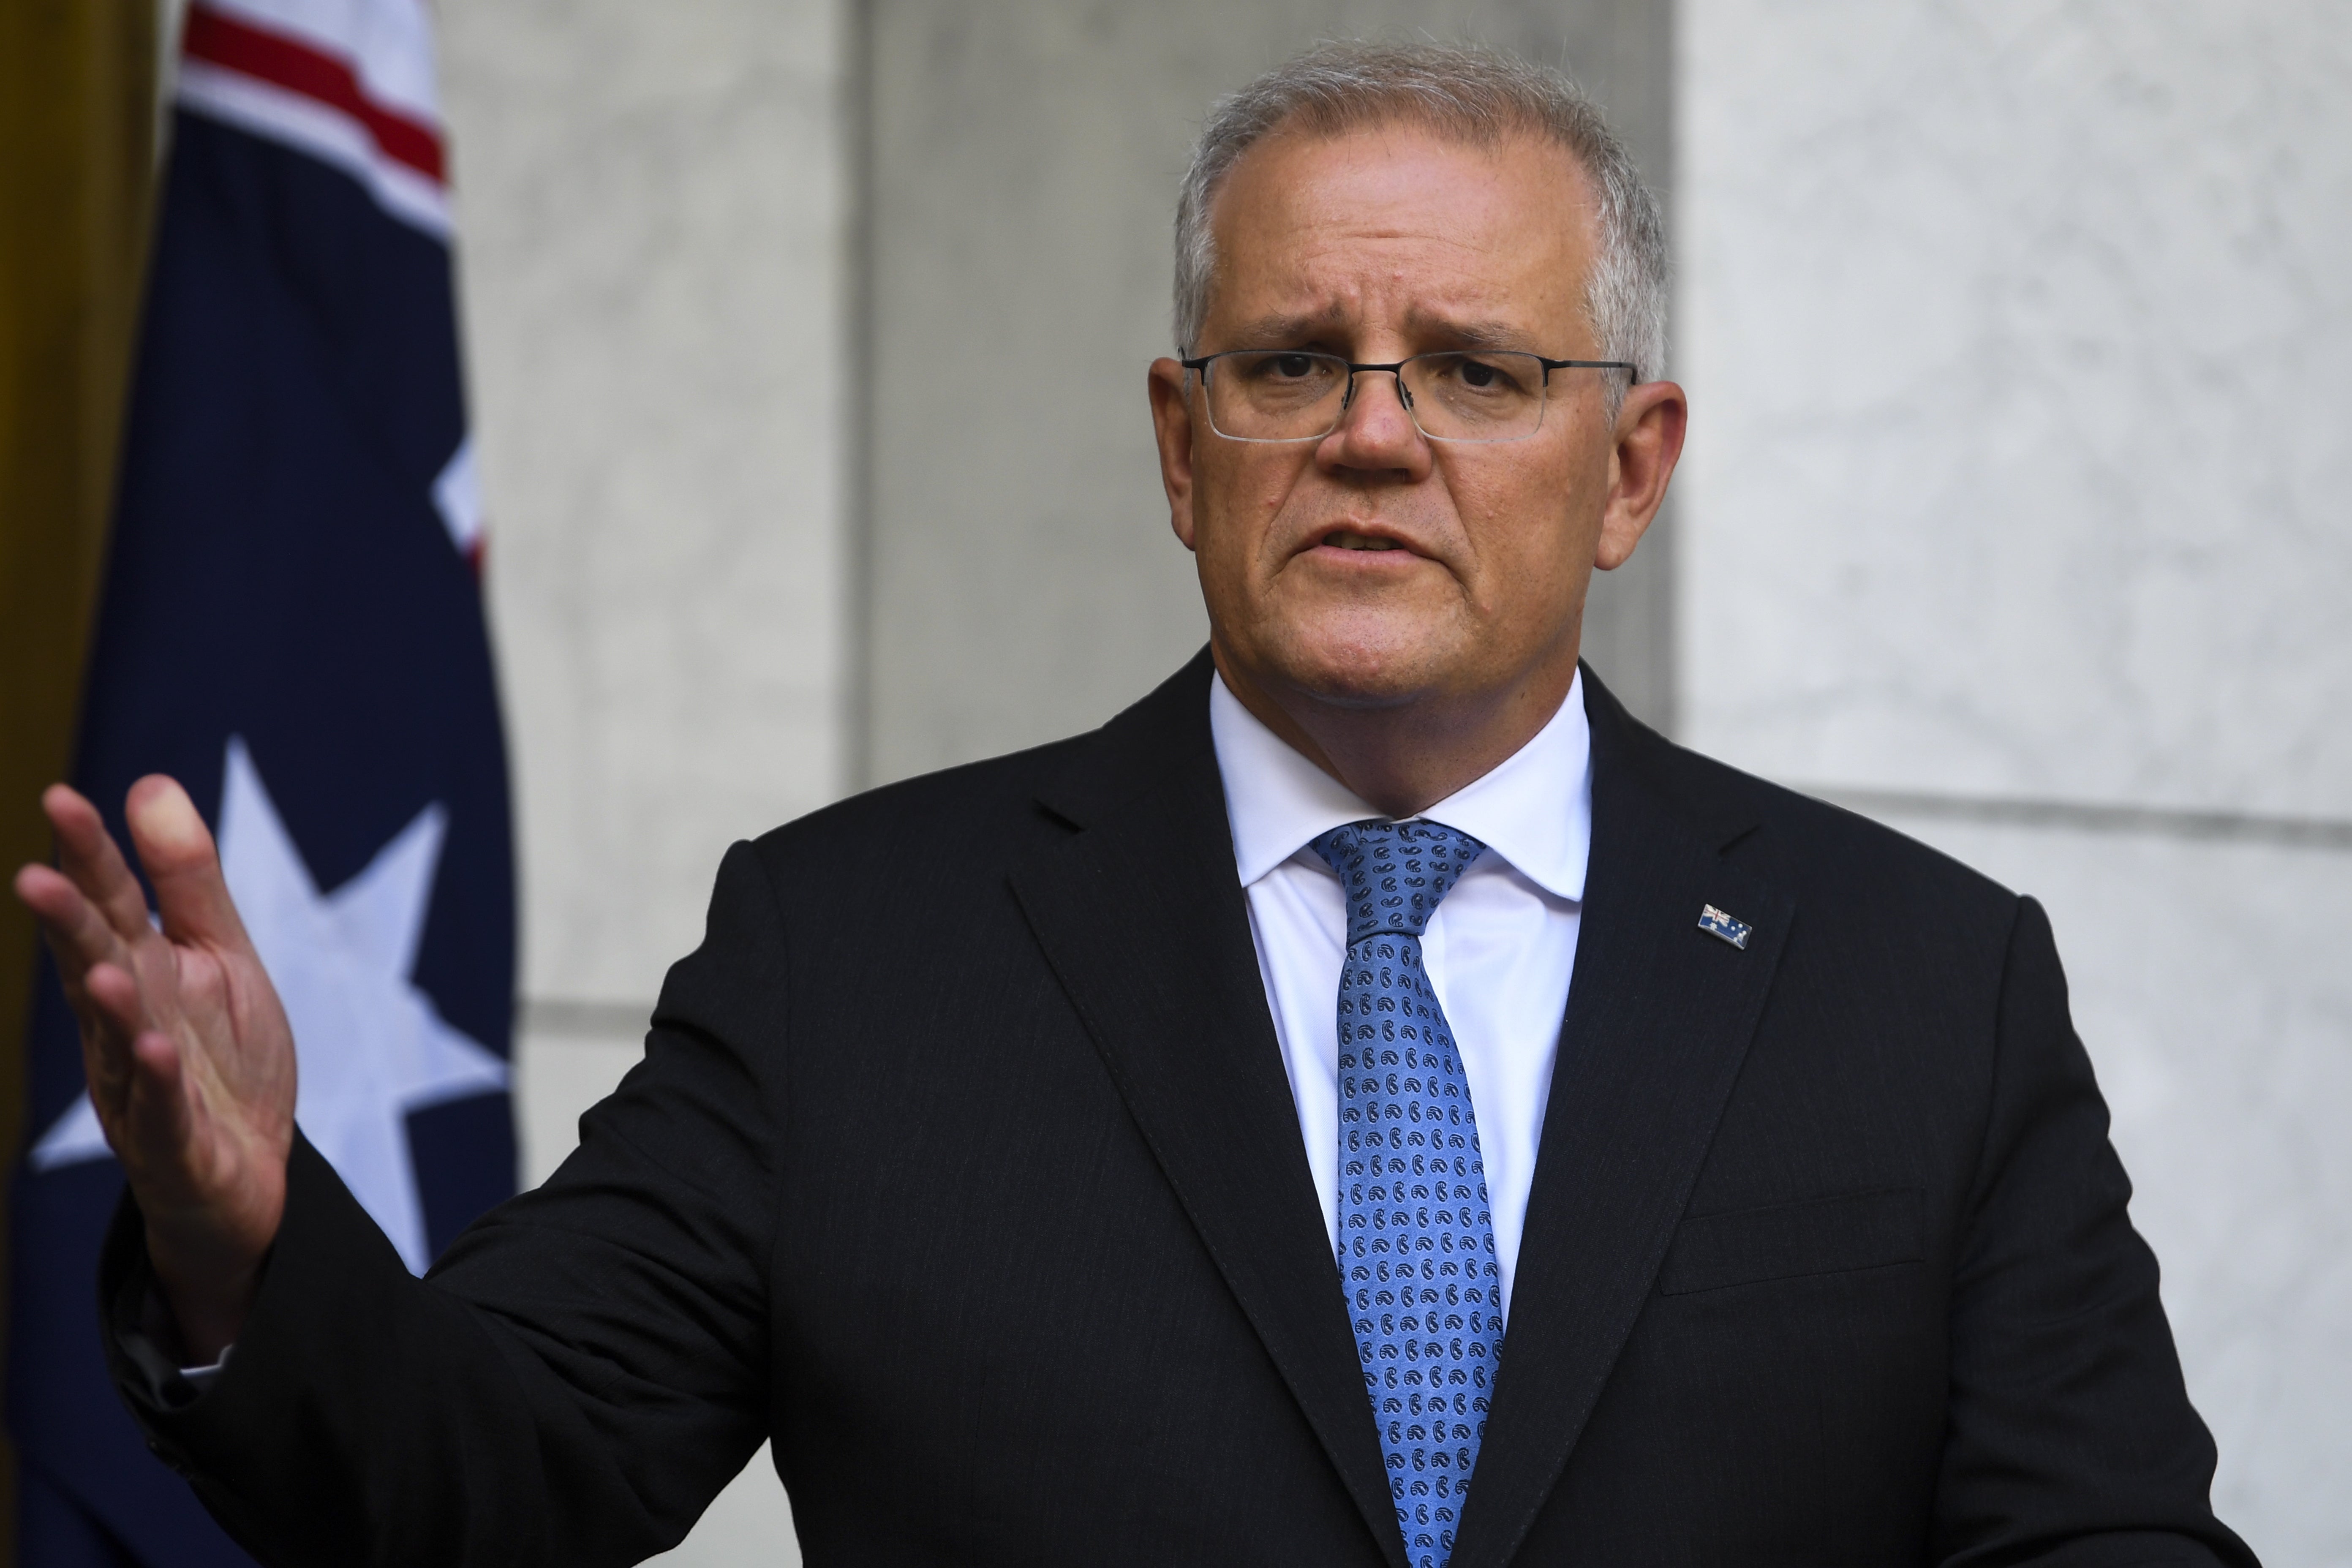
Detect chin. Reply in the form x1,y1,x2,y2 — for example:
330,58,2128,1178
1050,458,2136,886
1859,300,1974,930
1263,623,1454,711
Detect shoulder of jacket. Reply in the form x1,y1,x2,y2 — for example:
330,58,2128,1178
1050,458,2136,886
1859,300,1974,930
1631,727,2022,928
743,732,1096,868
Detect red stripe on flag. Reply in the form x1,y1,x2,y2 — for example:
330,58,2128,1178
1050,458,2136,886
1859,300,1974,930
182,5,445,185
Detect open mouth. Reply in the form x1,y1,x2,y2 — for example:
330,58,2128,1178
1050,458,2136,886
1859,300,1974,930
1320,529,1408,552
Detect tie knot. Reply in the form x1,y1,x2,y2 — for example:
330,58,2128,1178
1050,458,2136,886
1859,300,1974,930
1310,819,1487,944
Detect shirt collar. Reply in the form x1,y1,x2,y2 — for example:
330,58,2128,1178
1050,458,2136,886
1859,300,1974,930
1208,667,1592,904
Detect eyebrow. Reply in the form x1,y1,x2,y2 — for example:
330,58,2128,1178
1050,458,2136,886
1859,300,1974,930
1215,309,1351,350
1411,315,1541,352
1209,309,1543,355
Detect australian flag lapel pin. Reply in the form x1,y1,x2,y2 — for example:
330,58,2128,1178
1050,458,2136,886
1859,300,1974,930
1698,904,1753,950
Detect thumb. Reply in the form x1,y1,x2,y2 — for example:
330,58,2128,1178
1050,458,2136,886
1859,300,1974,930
125,776,251,951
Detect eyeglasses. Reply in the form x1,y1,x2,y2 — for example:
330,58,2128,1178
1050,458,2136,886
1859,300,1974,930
1179,349,1634,444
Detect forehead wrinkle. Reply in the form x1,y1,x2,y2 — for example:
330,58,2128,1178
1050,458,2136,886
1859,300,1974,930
1209,169,1589,350
1247,125,1590,244
1294,223,1507,267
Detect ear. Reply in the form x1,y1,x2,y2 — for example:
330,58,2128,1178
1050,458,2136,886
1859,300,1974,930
1595,378,1688,570
1148,357,1201,551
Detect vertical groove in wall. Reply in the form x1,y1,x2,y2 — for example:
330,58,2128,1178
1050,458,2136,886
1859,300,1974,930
842,0,878,794
1489,0,1678,734
1643,496,1678,738
1649,0,1677,738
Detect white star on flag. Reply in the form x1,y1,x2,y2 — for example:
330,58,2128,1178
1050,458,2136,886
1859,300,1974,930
30,737,509,1274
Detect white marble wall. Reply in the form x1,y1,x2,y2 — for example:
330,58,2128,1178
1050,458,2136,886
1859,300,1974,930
1680,4,2352,1561
441,2,843,1560
444,0,850,1013
1679,2,2352,818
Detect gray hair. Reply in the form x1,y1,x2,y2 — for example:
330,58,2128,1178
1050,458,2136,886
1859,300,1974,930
1173,40,1669,405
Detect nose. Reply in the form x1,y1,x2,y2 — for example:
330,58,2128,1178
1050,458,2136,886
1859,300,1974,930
1320,367,1432,480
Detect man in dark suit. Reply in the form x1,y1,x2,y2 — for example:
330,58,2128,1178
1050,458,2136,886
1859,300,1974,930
17,41,2252,1568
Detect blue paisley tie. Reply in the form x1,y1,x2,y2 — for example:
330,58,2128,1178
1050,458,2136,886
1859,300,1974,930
1311,818,1500,1568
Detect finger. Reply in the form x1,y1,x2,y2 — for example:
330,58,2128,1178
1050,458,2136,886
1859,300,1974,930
79,962,148,1115
84,961,155,1047
14,861,131,983
125,776,250,950
43,784,158,942
124,1027,199,1180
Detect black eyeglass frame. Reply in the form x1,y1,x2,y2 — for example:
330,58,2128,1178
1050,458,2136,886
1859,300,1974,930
1178,348,1639,444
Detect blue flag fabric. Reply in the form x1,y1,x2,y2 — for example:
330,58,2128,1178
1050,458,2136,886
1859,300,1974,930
8,4,515,1563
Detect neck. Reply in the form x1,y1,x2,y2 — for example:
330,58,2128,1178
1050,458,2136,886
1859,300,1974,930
1213,641,1582,819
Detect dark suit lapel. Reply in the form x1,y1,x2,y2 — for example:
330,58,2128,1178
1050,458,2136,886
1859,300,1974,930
1009,654,1409,1568
1450,675,1796,1568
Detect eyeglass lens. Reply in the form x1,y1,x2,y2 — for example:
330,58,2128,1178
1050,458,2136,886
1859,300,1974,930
1203,351,1553,443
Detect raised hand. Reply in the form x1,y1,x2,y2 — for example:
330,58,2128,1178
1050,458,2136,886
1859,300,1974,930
14,778,297,1362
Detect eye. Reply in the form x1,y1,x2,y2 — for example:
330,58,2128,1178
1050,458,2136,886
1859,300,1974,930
1269,354,1319,380
1444,354,1533,394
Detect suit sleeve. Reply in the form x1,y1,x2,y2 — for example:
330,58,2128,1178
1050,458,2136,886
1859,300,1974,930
101,838,793,1568
1931,896,2257,1568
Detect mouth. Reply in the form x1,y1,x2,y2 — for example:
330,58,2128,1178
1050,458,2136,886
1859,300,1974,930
1313,526,1421,555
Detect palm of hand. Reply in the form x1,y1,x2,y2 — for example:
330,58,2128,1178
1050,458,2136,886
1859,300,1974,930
16,775,297,1355
97,906,295,1251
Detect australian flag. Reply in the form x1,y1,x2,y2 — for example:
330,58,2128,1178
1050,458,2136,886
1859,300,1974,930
8,1,516,1562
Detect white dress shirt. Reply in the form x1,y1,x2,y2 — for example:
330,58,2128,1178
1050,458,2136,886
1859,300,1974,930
1207,671,1591,1317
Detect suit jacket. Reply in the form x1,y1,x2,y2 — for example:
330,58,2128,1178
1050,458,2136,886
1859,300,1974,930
104,652,2254,1567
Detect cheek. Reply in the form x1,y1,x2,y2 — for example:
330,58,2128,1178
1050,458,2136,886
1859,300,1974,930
1197,457,1305,572
1458,465,1587,585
